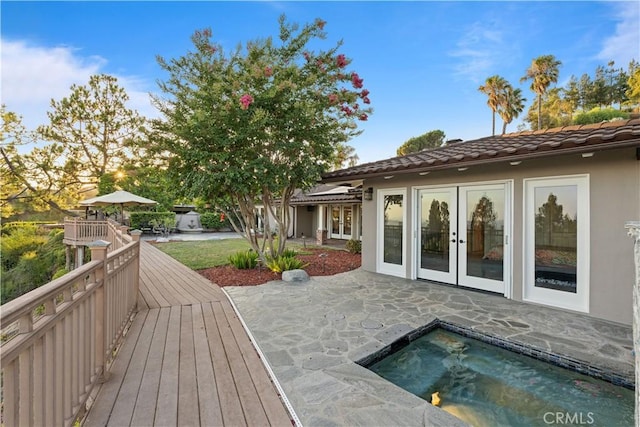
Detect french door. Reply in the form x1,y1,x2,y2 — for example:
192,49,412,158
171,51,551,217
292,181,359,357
330,205,352,239
417,183,509,294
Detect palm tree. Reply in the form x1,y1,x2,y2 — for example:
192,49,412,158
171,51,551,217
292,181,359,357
498,85,526,134
521,55,562,130
478,75,508,136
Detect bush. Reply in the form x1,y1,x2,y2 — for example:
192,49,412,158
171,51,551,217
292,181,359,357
346,239,362,254
1,223,47,270
228,250,259,269
129,212,176,230
265,255,307,273
200,212,230,231
573,108,629,125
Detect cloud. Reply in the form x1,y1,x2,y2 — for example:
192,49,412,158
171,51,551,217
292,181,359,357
1,38,158,134
596,2,640,66
448,21,512,84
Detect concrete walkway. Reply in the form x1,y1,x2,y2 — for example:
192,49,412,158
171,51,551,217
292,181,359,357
224,269,634,427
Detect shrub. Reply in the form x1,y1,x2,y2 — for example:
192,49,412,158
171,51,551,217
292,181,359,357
129,212,176,230
200,212,230,230
281,248,298,258
265,255,307,273
346,239,362,254
228,250,259,269
573,108,629,125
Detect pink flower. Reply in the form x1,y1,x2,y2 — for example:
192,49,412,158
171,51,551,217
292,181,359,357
341,105,353,116
328,94,339,104
264,66,273,77
315,19,326,30
359,113,368,121
239,94,254,110
303,52,311,62
351,73,364,89
361,89,370,97
336,54,347,68
363,97,371,104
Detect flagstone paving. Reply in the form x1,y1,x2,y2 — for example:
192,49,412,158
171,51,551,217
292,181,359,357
224,269,634,427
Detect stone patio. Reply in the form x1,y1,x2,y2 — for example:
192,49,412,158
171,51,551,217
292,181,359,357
224,269,634,427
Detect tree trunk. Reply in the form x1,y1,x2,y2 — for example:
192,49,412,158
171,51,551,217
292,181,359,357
537,94,543,130
492,111,496,136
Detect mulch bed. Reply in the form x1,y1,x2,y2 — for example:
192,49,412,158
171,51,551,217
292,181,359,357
198,248,361,287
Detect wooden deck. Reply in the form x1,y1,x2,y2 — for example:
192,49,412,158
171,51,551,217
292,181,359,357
84,242,292,426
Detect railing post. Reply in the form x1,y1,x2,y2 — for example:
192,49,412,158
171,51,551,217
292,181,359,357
88,240,111,383
625,221,640,427
130,230,142,310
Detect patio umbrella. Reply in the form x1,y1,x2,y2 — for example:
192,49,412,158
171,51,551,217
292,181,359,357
79,190,157,222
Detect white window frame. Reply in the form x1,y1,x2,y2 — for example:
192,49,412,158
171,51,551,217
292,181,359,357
523,175,590,313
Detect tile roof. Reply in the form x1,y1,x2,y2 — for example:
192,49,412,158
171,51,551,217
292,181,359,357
290,185,362,205
322,118,640,182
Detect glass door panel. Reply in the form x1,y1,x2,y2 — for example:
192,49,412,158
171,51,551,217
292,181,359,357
331,206,341,237
459,185,505,293
378,190,406,277
343,207,352,236
417,188,457,283
383,195,404,265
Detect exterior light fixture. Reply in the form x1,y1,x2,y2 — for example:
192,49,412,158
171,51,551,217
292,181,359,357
364,187,373,201
419,171,430,176
582,152,594,158
458,167,468,171
384,175,394,180
510,161,522,166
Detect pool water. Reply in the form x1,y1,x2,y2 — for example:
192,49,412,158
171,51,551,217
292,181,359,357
368,328,633,427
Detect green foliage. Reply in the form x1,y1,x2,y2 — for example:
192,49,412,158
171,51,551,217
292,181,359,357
153,15,372,261
573,108,629,125
1,225,66,304
396,130,445,156
281,248,298,258
228,250,259,269
345,239,362,254
1,222,46,270
129,211,175,230
200,212,230,230
265,255,307,273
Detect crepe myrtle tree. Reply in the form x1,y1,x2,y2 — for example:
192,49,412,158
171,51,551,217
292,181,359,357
153,15,372,261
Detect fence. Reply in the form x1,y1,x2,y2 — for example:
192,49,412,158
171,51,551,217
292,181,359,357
1,222,142,426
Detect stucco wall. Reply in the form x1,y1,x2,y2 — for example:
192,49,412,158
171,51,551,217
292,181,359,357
295,206,315,238
360,147,639,325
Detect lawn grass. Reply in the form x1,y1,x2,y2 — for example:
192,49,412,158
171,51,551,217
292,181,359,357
153,238,315,270
153,239,252,270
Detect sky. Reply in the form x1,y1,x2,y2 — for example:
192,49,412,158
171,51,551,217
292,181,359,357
2,1,639,164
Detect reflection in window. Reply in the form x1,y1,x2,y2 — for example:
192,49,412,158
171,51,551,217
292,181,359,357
383,195,403,265
534,186,577,293
421,194,450,272
466,190,504,281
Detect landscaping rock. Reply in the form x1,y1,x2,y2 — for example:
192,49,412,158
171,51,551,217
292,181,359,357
282,269,310,282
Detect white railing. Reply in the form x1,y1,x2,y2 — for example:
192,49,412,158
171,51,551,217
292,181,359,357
63,218,131,250
0,232,142,426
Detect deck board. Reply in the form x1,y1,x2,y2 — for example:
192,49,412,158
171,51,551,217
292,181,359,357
85,241,291,426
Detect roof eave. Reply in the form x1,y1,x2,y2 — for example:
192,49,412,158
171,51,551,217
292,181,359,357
321,138,640,183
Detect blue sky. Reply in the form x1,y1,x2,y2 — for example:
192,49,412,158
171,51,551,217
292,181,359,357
2,1,638,164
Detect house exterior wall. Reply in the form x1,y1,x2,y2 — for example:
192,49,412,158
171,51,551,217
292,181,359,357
361,147,639,325
295,206,315,238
